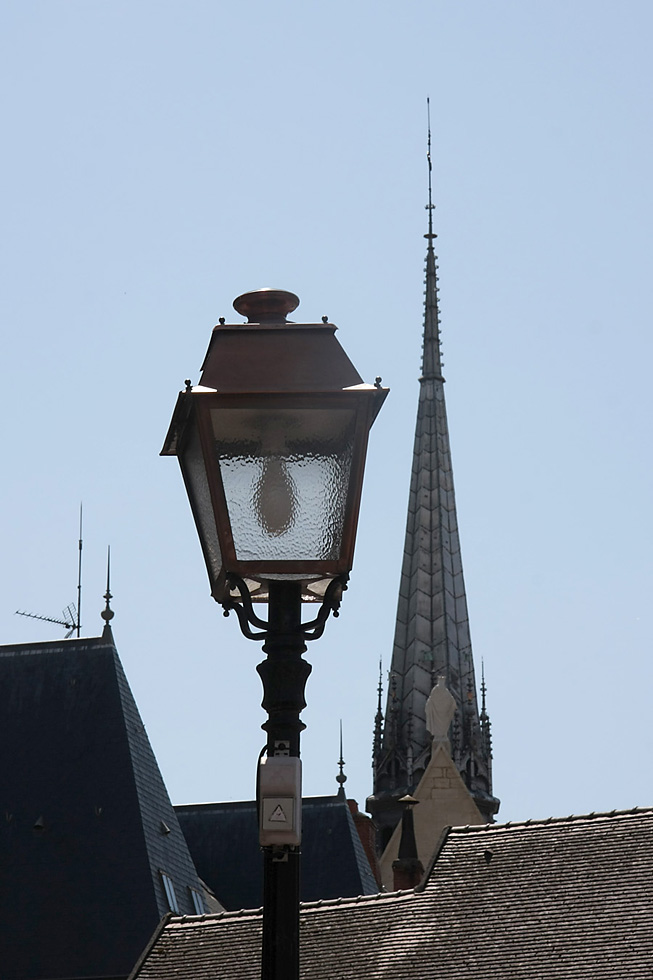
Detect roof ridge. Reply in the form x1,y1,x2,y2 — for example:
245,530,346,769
301,886,416,910
451,804,653,834
170,906,264,924
0,635,112,656
169,885,419,925
174,794,344,811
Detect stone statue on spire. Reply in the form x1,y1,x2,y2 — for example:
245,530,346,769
425,676,456,744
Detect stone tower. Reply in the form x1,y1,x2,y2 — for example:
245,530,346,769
368,172,499,848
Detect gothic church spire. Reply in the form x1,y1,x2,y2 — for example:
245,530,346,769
368,123,499,845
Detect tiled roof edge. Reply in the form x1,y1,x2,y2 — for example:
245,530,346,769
450,804,653,835
127,913,173,978
415,825,451,892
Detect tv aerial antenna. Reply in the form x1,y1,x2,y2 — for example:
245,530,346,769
15,504,83,639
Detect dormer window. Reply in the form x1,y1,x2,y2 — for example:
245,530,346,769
189,887,205,915
160,871,179,913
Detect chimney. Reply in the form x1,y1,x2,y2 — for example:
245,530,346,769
392,795,424,890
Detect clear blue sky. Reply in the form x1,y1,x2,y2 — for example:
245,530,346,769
1,1,651,823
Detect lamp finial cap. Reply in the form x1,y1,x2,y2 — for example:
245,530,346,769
233,288,300,323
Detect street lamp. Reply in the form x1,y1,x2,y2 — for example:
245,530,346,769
161,287,387,980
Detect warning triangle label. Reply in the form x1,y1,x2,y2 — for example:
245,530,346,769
269,805,288,823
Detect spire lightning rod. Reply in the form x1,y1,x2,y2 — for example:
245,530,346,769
426,96,435,241
76,502,83,638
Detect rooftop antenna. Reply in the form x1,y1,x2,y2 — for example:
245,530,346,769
15,606,77,638
76,502,83,637
15,503,83,639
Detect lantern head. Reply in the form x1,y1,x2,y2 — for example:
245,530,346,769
162,288,387,603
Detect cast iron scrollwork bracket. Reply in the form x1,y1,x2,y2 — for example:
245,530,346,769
221,574,349,642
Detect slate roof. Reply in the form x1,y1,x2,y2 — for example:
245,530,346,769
0,629,207,980
130,806,653,979
175,795,378,910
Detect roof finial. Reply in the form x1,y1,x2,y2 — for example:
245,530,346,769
336,720,347,799
101,546,114,634
425,97,436,243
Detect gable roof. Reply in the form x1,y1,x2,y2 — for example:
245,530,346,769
378,741,482,889
130,806,653,979
0,630,206,979
175,795,378,911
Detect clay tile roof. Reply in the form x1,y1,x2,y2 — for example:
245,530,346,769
130,806,653,979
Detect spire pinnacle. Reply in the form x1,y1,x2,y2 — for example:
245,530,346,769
480,660,493,762
373,658,384,779
480,660,488,719
336,720,347,799
377,658,383,711
101,546,114,635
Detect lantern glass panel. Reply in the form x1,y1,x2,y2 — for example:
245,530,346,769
181,422,223,583
209,407,356,562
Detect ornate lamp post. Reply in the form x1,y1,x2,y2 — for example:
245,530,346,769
161,288,387,980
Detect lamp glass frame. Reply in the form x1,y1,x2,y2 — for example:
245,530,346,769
182,388,378,590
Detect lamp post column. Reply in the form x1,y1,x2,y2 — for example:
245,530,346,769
161,286,387,979
256,581,311,980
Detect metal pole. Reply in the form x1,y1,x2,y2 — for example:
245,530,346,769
256,581,311,980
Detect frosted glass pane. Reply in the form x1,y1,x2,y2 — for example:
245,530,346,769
181,424,223,582
210,407,355,562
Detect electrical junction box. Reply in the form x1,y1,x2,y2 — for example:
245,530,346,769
259,756,302,846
